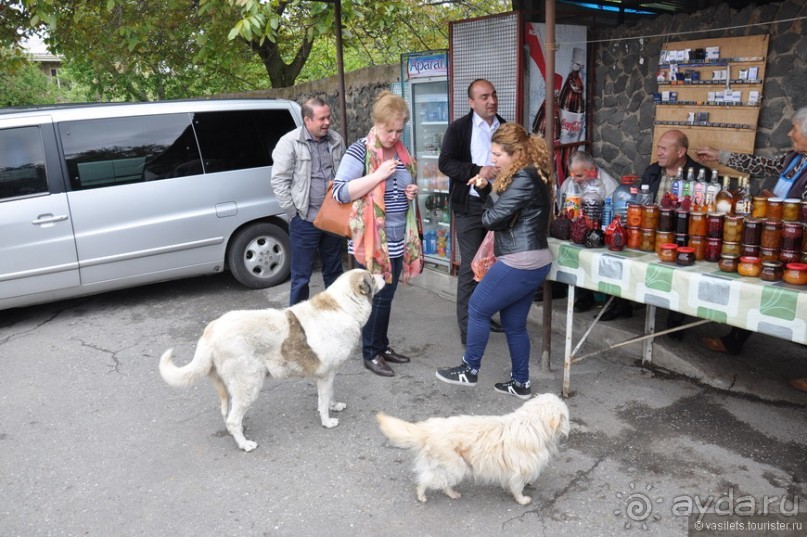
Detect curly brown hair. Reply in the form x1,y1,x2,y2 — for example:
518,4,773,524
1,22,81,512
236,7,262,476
491,123,554,194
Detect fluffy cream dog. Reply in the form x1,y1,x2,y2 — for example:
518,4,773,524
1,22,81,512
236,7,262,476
377,393,569,504
160,269,384,452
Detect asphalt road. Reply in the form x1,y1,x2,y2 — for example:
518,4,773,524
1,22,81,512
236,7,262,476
1,271,805,537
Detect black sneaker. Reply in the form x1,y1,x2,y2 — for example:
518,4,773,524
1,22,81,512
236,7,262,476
435,363,478,386
494,379,531,400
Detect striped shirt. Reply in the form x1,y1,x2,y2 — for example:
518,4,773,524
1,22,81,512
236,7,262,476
333,138,414,258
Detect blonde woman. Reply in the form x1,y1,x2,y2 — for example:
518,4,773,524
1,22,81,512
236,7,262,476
332,91,421,377
436,123,553,399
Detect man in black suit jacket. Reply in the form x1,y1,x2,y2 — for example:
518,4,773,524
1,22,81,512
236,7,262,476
438,79,506,344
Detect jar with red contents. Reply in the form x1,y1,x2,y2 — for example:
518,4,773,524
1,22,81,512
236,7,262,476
741,217,763,246
760,219,782,249
659,207,675,232
722,215,744,243
627,226,642,249
675,233,689,247
705,238,722,262
740,244,760,257
780,249,801,264
706,213,724,239
781,221,804,251
676,246,696,266
783,263,807,285
800,200,807,224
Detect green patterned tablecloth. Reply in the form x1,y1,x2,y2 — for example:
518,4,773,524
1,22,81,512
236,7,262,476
547,238,807,345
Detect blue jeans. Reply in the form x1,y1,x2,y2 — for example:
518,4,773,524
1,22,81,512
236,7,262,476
289,216,345,306
464,261,551,384
354,256,402,361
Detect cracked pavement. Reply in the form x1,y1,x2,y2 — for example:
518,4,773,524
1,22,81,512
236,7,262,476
0,271,805,536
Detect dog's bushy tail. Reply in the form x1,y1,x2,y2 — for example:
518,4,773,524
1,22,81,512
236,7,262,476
159,346,214,387
376,412,426,449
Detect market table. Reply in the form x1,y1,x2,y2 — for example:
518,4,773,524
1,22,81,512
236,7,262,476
546,238,807,396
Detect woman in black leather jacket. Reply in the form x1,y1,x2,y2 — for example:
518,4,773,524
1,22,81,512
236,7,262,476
436,123,554,399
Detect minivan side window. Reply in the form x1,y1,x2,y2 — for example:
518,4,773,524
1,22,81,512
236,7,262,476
0,126,48,200
59,114,201,190
193,109,297,173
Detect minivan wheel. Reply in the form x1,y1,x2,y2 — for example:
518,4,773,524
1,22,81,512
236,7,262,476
227,222,291,289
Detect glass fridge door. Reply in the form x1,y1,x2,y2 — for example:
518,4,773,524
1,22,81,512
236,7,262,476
412,80,450,267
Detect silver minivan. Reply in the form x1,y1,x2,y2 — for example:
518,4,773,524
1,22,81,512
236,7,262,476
0,99,301,310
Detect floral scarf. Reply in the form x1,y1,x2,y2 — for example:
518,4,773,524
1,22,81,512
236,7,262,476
349,127,422,283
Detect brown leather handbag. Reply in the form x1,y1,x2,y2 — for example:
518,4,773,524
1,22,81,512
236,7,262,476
313,181,352,237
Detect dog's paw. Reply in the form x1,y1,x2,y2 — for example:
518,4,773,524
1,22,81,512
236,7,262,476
443,487,462,500
239,440,258,452
322,417,339,428
417,493,428,503
330,402,347,412
515,494,533,505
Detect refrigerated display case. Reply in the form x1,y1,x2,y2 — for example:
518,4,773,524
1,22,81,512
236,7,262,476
401,51,451,269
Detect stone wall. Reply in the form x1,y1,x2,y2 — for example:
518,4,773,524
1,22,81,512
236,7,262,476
220,63,400,143
591,0,807,178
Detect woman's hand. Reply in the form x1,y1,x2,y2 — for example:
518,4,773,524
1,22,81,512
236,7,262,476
467,174,489,189
696,146,719,163
375,159,399,183
404,183,419,200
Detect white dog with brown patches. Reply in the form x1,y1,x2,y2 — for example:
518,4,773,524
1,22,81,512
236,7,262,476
377,393,569,504
160,269,384,452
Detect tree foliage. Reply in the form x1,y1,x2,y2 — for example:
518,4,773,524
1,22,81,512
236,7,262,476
10,0,513,102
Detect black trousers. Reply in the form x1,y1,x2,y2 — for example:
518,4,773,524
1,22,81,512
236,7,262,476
453,199,487,344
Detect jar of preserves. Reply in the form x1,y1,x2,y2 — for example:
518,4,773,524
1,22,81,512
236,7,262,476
705,238,722,262
641,205,659,230
627,203,643,227
759,247,780,262
640,228,656,252
675,233,689,247
740,244,760,257
766,197,784,220
760,219,783,249
783,262,807,285
752,196,767,218
741,217,763,246
688,211,707,237
722,215,744,242
780,249,801,264
760,260,784,282
721,241,741,256
676,246,696,266
802,252,807,263
688,236,706,260
718,253,739,273
655,231,675,254
781,221,804,251
675,209,690,234
658,242,678,262
737,256,762,277
783,198,800,221
706,213,724,239
659,207,675,232
627,226,642,249
801,200,807,224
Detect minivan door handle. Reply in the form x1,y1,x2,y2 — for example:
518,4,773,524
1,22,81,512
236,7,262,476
32,214,69,225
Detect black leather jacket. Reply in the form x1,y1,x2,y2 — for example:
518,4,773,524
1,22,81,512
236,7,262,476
478,167,551,257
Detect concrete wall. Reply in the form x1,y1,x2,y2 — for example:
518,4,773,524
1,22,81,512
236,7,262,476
591,0,807,178
221,64,400,144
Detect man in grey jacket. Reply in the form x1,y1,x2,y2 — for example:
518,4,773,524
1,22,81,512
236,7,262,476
271,97,345,306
